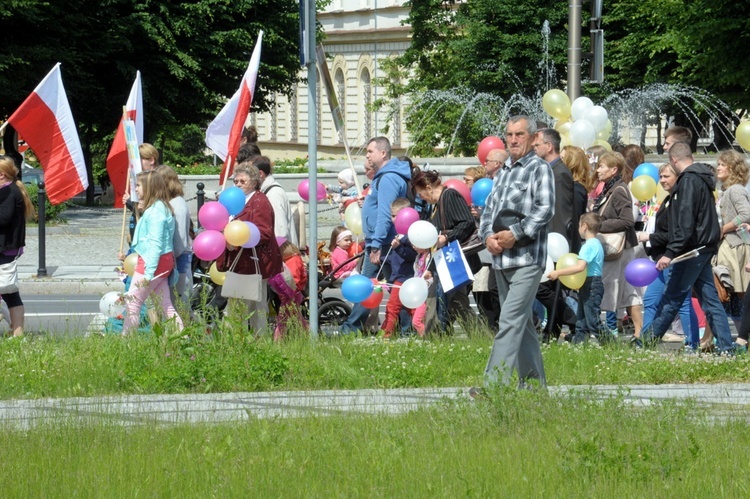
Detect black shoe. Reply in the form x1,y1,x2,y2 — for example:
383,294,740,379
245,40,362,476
630,336,643,349
468,386,486,400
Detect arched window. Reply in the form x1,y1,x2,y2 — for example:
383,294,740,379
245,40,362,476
290,87,298,142
335,68,346,143
270,96,277,141
360,68,372,142
316,75,322,143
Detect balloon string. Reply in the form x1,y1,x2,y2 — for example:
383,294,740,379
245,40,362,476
375,245,393,281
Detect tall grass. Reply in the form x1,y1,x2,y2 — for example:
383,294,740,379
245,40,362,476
1,390,748,496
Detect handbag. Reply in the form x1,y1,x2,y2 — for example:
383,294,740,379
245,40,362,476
438,194,485,255
0,259,19,294
596,185,629,260
221,248,264,301
433,239,474,293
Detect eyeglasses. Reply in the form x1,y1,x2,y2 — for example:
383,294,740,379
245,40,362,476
233,178,249,185
532,141,549,148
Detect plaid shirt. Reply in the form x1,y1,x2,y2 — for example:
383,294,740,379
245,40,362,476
479,151,555,269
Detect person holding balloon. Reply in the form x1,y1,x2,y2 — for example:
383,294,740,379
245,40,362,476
329,226,359,280
548,213,607,344
122,171,183,336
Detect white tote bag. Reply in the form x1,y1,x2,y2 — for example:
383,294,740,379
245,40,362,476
221,248,263,302
0,259,20,294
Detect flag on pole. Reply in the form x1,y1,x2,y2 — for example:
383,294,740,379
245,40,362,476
7,63,88,205
106,72,143,208
205,31,263,184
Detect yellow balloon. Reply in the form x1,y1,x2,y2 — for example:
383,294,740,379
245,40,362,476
542,89,572,120
596,119,613,140
560,133,571,148
123,253,138,276
556,252,586,290
224,220,250,246
631,175,657,202
594,139,612,151
209,262,226,285
736,122,750,150
344,202,363,236
655,183,668,204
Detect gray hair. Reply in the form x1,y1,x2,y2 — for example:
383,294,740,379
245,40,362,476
234,163,262,191
507,115,537,135
368,136,392,159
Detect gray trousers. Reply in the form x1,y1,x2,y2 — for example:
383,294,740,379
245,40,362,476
484,265,546,388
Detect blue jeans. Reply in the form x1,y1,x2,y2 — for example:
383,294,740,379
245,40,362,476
642,252,733,352
643,266,699,348
340,249,379,334
573,276,606,343
605,311,617,331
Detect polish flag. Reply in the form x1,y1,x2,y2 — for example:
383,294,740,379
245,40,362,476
205,31,263,186
7,63,88,205
106,72,143,208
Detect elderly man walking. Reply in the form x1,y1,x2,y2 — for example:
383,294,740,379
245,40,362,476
476,116,555,391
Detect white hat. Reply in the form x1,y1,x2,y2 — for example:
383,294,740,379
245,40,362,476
337,169,355,187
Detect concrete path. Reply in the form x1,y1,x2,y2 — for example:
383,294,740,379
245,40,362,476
1,384,749,429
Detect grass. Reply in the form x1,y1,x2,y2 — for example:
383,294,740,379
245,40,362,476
1,388,749,496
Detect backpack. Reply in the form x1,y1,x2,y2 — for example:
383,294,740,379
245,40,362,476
374,171,432,219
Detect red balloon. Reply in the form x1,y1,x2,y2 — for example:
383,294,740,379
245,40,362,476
477,136,505,165
361,286,384,309
443,179,472,206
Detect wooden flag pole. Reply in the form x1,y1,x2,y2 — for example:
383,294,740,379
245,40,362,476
119,167,131,254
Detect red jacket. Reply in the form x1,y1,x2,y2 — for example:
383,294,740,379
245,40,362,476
216,191,283,278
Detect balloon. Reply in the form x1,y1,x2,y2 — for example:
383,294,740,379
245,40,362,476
240,221,261,248
394,207,420,235
569,119,597,150
341,274,374,303
400,277,429,309
596,119,613,140
582,105,609,132
344,202,363,236
542,89,572,120
298,180,311,201
477,136,505,165
209,262,226,285
315,181,327,201
556,253,586,290
193,230,227,261
633,162,659,184
593,139,612,152
547,232,570,262
408,220,439,249
444,179,472,206
198,201,230,232
625,258,659,287
99,291,125,318
361,285,385,309
737,122,750,150
123,253,139,277
275,236,287,247
655,183,668,204
555,119,572,135
471,178,493,207
224,219,250,246
570,96,594,122
219,186,246,216
631,175,657,202
539,256,555,283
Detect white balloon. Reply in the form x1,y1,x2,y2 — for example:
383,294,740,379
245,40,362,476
400,277,429,309
583,105,609,132
569,119,597,150
570,96,594,122
99,291,125,318
407,220,439,249
539,256,555,283
547,232,570,263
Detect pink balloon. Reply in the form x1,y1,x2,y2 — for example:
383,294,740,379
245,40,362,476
241,221,262,248
297,180,311,201
394,207,420,235
316,181,327,201
198,201,230,231
477,136,505,165
444,179,472,206
193,230,227,261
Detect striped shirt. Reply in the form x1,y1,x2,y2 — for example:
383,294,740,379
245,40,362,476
479,151,555,269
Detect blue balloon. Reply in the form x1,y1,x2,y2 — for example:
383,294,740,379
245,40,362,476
219,186,247,216
471,178,493,207
341,275,374,303
633,163,659,184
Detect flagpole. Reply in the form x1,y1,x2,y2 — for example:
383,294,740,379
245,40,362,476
219,156,233,192
120,167,131,254
0,121,7,135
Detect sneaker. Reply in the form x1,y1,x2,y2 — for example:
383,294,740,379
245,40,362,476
732,342,748,355
630,336,643,349
468,386,486,400
662,332,685,342
609,328,619,338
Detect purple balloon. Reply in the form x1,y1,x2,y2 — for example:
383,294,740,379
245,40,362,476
316,181,327,201
298,180,311,201
241,221,262,248
625,258,659,287
394,207,420,235
193,230,227,261
276,236,287,247
198,201,230,231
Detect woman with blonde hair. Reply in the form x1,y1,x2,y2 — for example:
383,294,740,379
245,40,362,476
561,145,594,237
0,157,35,337
155,165,192,305
462,166,486,188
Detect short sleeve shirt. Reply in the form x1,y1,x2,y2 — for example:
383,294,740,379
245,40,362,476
579,237,604,277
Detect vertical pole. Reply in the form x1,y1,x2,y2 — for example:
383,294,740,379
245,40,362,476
567,0,582,102
306,0,319,338
196,182,205,229
36,182,47,277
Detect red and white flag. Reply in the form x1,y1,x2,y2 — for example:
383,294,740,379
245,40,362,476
7,63,88,205
106,72,143,208
205,31,263,185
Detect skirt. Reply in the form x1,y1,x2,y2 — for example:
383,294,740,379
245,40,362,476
601,246,644,312
716,240,750,292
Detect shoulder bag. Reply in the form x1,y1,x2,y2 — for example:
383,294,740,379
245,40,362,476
438,194,485,256
0,258,19,294
221,248,264,301
596,185,628,261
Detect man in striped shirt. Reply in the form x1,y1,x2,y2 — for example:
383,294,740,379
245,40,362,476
477,115,555,391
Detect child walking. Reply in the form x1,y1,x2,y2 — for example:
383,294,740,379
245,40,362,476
329,226,359,280
548,212,606,344
382,198,419,338
268,240,308,341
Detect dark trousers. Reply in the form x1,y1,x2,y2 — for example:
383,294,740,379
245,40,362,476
536,280,577,338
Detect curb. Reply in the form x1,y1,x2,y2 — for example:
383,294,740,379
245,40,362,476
20,279,123,295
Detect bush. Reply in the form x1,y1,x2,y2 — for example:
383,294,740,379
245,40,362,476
24,183,68,223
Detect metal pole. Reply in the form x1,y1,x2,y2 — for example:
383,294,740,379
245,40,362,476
196,182,205,229
306,0,319,337
36,182,47,277
567,0,582,101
